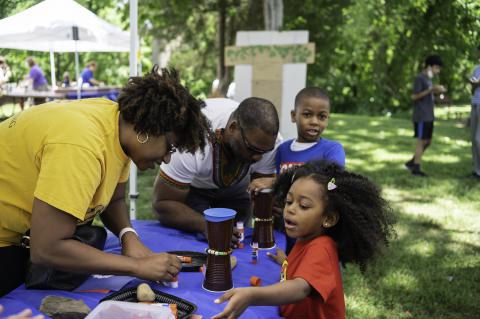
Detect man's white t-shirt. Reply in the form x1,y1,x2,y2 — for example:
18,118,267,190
160,98,281,189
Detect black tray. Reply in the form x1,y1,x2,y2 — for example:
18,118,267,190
168,250,207,272
100,287,197,319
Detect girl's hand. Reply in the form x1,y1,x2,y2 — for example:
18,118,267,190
267,247,287,265
247,177,274,194
0,305,44,319
211,288,255,319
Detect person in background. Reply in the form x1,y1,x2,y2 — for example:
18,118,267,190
61,72,71,88
0,56,12,93
468,45,480,180
25,56,48,105
0,67,210,297
81,61,100,87
404,54,445,177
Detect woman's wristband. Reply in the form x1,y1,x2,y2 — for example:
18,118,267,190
118,227,138,242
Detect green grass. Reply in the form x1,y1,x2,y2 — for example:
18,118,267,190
2,102,477,318
326,113,480,319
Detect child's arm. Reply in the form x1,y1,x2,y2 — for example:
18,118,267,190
266,247,287,265
211,278,311,319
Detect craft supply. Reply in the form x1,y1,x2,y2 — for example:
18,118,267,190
230,255,237,269
137,283,155,302
40,295,90,317
170,275,179,288
250,276,262,286
236,221,245,248
163,275,178,288
177,255,192,263
203,208,237,292
251,242,259,264
251,189,275,249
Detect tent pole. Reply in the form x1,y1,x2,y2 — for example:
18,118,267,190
128,0,138,220
75,43,80,99
49,48,56,89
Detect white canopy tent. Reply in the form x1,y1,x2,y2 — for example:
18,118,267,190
0,0,130,90
0,0,141,219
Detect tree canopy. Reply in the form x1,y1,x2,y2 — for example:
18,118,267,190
1,0,479,114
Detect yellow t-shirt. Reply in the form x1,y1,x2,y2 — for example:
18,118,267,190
0,98,130,247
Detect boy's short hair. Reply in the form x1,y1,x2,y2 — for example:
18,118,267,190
294,87,330,109
425,55,443,67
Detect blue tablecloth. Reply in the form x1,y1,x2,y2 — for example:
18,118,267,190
65,89,119,101
0,220,285,318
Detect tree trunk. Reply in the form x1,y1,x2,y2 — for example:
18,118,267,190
263,0,283,30
217,0,227,94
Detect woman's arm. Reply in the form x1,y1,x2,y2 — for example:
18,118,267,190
30,198,180,281
100,183,153,258
211,278,311,319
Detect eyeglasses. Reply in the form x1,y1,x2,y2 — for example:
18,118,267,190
239,125,274,155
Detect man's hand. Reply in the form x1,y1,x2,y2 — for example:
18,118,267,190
266,247,287,265
247,177,274,194
211,287,256,319
121,232,154,258
133,253,182,282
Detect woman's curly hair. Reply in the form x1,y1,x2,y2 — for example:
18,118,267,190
273,160,396,273
117,66,210,153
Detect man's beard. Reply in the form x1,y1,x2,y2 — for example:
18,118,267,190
223,140,252,164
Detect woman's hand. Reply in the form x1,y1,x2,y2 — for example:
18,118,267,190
133,253,181,282
211,287,256,319
121,232,154,258
267,247,287,265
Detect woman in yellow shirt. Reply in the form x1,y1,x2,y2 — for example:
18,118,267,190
0,67,210,296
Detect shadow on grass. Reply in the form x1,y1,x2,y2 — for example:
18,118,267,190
344,211,480,319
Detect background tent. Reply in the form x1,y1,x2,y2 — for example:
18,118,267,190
0,0,129,89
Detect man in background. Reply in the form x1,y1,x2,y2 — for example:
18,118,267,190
81,61,100,87
25,56,48,105
404,54,445,177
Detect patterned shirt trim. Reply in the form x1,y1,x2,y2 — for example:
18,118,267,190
158,169,189,190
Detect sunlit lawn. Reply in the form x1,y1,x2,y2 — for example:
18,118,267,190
327,111,479,319
2,102,478,318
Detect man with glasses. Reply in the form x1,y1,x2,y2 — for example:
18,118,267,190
153,97,281,242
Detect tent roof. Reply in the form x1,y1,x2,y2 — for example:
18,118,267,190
0,0,129,52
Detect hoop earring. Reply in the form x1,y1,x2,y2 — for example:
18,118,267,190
136,132,149,144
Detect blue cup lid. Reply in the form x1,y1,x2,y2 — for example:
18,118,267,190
203,208,237,222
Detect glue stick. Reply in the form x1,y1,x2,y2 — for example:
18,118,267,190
236,221,244,248
251,242,259,264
